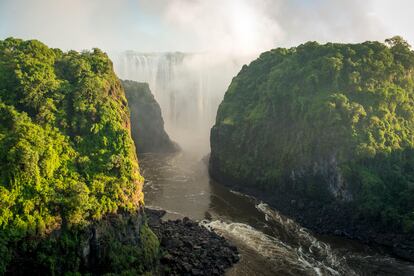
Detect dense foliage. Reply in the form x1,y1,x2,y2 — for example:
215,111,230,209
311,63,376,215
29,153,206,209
211,37,414,232
122,80,178,154
0,38,156,273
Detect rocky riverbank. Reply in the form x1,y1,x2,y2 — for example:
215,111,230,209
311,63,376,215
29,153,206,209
145,208,239,275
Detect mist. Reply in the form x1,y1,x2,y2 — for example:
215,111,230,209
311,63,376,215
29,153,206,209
112,51,251,156
2,0,414,156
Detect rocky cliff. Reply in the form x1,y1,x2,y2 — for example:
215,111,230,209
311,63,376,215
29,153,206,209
210,37,414,259
122,80,179,154
0,38,159,274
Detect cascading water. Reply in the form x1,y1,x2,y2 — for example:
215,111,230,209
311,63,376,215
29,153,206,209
113,52,183,125
111,51,251,155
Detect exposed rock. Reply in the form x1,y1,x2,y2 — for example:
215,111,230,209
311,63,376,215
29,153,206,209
7,210,160,275
146,208,239,275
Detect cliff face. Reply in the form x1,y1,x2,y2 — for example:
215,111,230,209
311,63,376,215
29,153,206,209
0,38,158,274
122,80,178,154
210,37,414,238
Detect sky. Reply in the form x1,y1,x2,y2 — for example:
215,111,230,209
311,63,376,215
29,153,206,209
0,0,413,54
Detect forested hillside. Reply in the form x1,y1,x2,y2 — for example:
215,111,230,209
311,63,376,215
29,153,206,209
210,37,414,234
0,38,158,274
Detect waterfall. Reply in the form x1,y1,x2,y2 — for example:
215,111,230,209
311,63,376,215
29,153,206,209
111,51,251,155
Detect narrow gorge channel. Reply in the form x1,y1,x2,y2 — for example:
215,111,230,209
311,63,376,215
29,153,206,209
140,151,414,276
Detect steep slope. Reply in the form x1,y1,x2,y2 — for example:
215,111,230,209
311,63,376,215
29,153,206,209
210,37,414,257
122,80,178,153
0,38,159,274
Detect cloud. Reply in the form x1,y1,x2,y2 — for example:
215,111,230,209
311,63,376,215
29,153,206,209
159,0,283,55
137,0,401,54
0,0,414,53
272,0,385,45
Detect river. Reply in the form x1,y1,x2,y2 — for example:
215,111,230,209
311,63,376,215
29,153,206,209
140,151,414,276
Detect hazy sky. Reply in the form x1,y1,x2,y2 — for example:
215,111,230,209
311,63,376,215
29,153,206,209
0,0,413,54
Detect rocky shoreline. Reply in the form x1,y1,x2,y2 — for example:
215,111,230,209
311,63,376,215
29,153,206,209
208,167,414,263
145,208,239,275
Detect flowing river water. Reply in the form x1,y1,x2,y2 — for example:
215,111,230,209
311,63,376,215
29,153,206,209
140,151,414,276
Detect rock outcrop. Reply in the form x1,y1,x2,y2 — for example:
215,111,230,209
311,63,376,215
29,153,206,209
146,208,239,275
122,80,179,154
7,211,160,275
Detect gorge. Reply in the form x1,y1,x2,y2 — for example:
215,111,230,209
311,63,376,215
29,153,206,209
3,1,414,274
1,36,414,275
111,51,251,156
0,38,238,275
113,39,414,274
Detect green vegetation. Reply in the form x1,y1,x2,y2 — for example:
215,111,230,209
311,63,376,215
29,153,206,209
0,38,158,274
211,37,414,232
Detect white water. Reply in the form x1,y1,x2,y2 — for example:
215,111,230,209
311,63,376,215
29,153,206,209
201,203,355,276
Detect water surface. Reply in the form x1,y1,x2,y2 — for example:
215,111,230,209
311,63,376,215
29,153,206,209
140,152,414,276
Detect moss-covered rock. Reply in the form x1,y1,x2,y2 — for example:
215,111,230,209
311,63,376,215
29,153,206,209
122,80,179,154
7,211,160,275
210,37,414,234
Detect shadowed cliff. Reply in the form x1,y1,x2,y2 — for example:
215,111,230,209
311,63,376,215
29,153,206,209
122,79,179,154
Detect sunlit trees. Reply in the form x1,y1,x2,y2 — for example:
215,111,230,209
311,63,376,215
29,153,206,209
211,38,414,232
0,38,146,272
